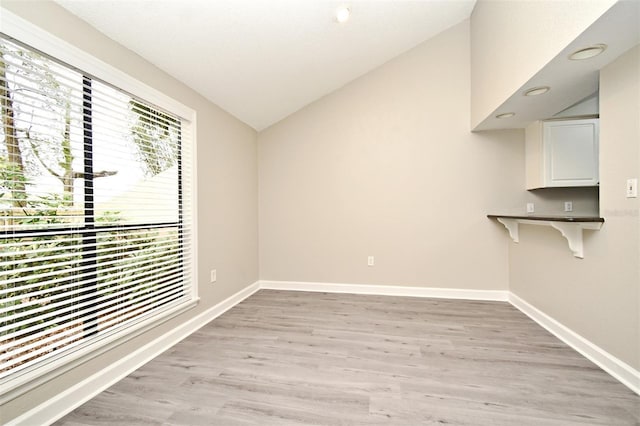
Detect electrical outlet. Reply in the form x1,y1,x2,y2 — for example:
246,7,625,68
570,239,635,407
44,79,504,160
626,178,638,198
564,201,573,212
526,203,535,214
367,256,374,267
210,269,217,283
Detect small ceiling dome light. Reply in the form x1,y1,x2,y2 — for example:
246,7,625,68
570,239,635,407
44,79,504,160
524,86,550,97
335,5,351,23
569,44,607,60
496,112,515,119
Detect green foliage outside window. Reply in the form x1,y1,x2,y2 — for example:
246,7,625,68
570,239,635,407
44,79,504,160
0,39,182,376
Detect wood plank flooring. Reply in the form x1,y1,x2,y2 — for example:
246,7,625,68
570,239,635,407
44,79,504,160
54,290,640,425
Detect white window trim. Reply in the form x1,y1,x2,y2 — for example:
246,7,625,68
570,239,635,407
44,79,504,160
0,8,199,403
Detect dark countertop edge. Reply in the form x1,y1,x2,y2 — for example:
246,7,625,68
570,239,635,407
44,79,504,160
487,214,605,223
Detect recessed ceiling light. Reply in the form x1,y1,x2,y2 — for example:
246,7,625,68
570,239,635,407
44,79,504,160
524,86,550,97
496,112,515,119
569,44,607,60
335,5,351,23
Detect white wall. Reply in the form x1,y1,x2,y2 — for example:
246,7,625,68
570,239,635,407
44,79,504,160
1,1,259,423
508,45,640,370
259,20,525,290
470,0,615,129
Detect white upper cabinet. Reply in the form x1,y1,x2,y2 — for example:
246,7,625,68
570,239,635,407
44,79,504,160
526,118,599,189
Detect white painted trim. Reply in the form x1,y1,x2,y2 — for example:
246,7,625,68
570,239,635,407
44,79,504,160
186,117,198,304
6,281,261,426
259,280,509,301
509,292,640,395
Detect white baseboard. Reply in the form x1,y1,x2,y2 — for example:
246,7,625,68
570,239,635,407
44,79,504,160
509,292,640,395
9,280,638,425
259,280,509,301
7,281,261,426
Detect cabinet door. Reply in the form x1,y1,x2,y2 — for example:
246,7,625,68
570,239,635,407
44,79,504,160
543,119,599,187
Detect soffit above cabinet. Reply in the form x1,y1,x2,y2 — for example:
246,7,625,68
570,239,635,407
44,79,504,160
53,0,476,132
473,0,639,132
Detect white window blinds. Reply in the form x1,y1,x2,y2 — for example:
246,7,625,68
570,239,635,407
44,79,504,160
0,34,196,386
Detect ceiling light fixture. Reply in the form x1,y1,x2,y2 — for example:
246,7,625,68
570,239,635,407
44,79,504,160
524,86,550,97
335,5,351,23
569,44,607,60
496,112,515,119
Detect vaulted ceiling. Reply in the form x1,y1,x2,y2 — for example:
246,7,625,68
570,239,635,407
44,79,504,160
54,0,476,130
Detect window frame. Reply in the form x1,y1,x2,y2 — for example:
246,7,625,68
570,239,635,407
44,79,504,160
0,8,198,403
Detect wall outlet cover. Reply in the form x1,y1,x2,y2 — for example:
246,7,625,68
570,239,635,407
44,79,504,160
626,178,638,198
526,203,535,213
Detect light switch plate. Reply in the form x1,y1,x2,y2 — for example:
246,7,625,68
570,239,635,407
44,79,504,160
626,178,637,198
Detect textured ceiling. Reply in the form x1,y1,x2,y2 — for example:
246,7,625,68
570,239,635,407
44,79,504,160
54,0,476,130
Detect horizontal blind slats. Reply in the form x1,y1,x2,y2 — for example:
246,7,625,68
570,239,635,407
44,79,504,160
1,222,189,239
2,246,184,301
2,230,182,258
1,259,189,326
1,275,190,348
1,277,190,350
1,34,194,382
1,286,189,374
2,234,181,275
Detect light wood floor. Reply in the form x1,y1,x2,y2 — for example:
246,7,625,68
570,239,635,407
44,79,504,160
55,290,640,425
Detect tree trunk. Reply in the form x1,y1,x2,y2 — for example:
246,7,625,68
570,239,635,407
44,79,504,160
0,50,27,208
60,99,74,203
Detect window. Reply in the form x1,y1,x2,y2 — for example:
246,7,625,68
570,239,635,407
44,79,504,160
0,24,196,395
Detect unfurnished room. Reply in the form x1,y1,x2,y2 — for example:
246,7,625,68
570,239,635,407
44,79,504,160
0,0,639,425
